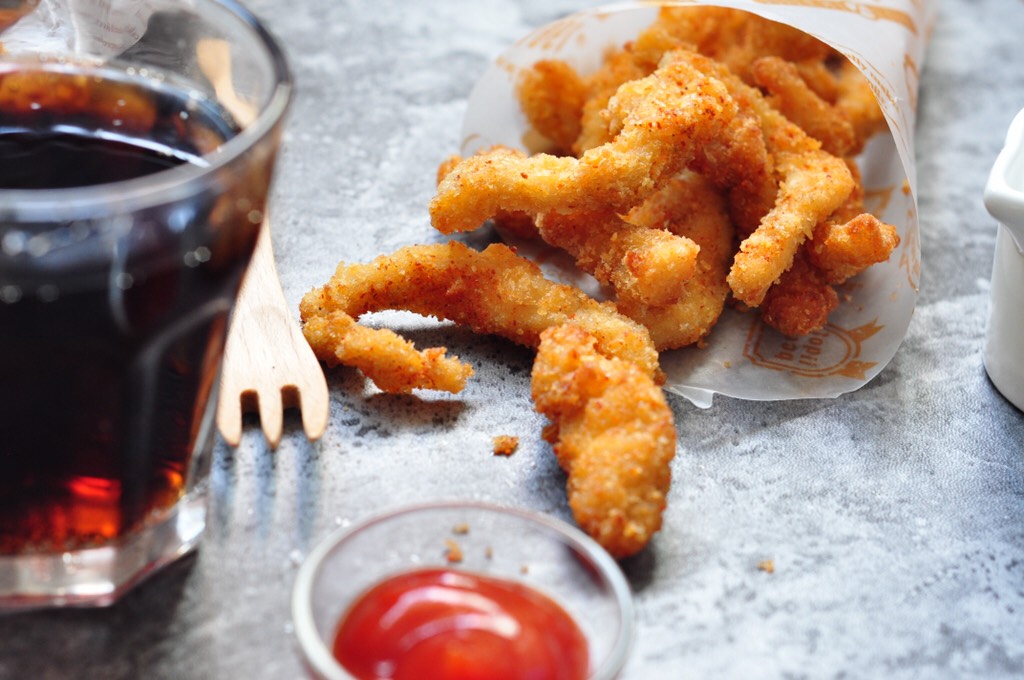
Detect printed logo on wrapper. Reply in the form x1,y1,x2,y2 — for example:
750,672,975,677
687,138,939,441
743,321,883,380
458,0,935,404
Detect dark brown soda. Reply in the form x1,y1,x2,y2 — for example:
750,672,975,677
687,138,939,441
0,66,253,553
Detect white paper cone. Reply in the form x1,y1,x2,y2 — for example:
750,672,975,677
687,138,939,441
459,0,936,405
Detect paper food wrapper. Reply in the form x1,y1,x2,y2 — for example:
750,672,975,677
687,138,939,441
459,0,935,407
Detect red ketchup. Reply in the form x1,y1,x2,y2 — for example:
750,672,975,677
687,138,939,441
332,567,589,680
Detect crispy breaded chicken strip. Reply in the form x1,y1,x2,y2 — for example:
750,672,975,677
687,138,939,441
299,241,662,381
689,110,777,237
760,161,898,335
534,208,699,307
750,55,856,157
437,149,540,240
429,59,735,234
657,50,857,310
661,47,825,248
631,6,835,84
835,59,888,155
571,7,837,153
441,146,701,306
809,212,900,284
759,251,839,337
618,174,734,350
726,149,855,307
516,59,587,155
531,324,676,558
573,46,651,154
807,160,900,284
302,310,474,394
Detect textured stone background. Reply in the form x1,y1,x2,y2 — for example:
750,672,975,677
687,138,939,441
2,0,1023,678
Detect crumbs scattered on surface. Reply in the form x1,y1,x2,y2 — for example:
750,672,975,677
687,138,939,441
520,564,529,574
493,435,519,456
452,522,470,535
757,559,775,574
445,538,463,563
485,546,494,559
723,360,732,368
902,179,911,195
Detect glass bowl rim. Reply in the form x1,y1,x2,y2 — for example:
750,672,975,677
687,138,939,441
290,499,636,680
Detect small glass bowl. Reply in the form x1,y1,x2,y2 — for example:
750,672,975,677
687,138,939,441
291,500,635,680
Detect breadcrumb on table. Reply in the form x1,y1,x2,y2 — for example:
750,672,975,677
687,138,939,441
492,435,519,456
445,538,463,563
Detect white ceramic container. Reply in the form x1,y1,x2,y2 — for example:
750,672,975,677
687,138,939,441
983,108,1024,412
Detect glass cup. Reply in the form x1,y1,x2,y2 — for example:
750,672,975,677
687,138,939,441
0,0,292,608
291,501,636,680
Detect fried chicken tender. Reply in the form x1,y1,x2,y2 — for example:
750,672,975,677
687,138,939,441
759,251,839,337
429,59,735,234
750,55,856,157
302,311,474,394
516,59,587,155
454,6,896,345
727,148,855,307
691,111,778,236
632,6,834,84
531,324,676,558
444,145,703,309
835,59,889,155
664,45,857,308
805,159,900,284
299,241,662,381
619,174,734,350
659,47,859,285
809,212,901,284
794,58,842,102
566,6,839,154
437,150,540,240
758,161,898,335
534,208,699,307
573,46,652,154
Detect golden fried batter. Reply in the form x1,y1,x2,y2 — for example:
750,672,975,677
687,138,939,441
302,310,473,394
632,6,835,84
429,59,735,234
751,55,856,157
300,241,662,381
835,60,889,155
727,149,855,307
573,46,651,154
535,208,699,307
516,59,587,155
806,159,900,283
619,174,734,350
759,251,839,337
531,324,676,558
809,212,900,284
437,149,540,240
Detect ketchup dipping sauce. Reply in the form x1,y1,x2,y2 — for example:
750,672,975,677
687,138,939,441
332,567,588,680
290,502,634,680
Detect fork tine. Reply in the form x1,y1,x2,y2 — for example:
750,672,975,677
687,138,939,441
258,389,285,449
298,378,330,442
216,370,244,448
290,324,330,441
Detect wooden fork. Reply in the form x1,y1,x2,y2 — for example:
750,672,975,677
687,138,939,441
216,216,330,448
